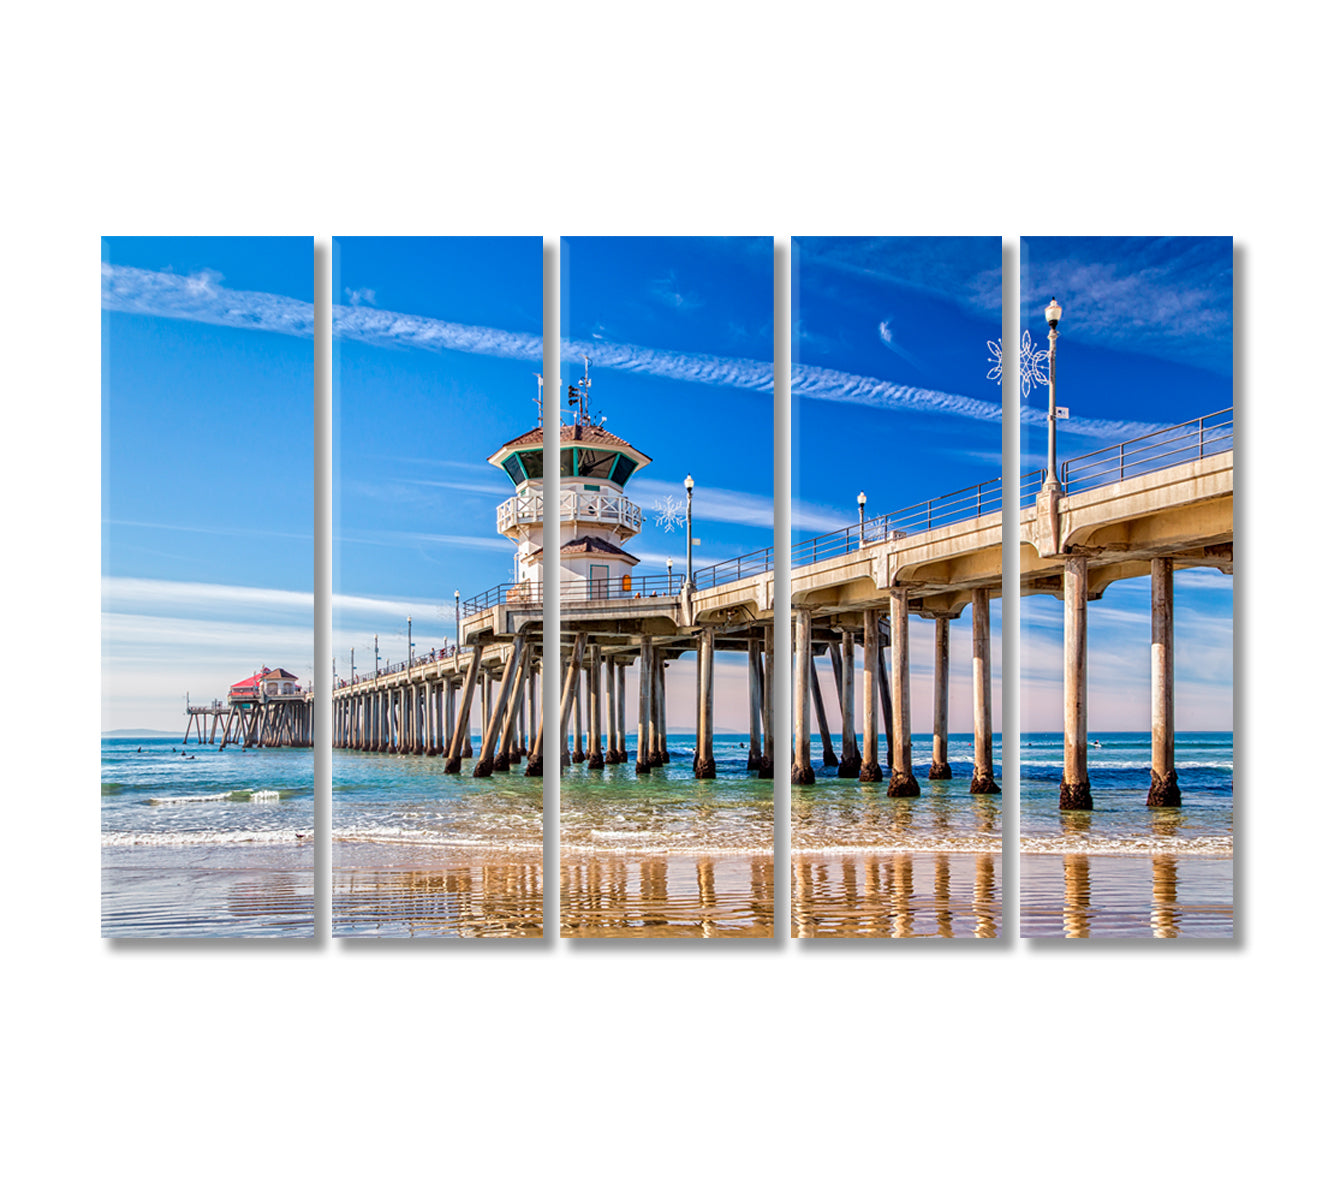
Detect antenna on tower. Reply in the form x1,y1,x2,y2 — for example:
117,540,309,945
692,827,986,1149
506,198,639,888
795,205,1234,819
566,355,593,425
533,373,544,427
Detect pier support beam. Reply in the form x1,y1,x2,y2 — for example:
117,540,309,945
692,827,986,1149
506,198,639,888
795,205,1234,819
616,661,628,763
929,616,953,779
886,588,920,797
571,654,586,764
444,650,482,773
656,653,669,763
474,636,525,778
647,645,664,767
860,610,883,783
838,628,861,776
793,608,816,785
636,635,653,774
970,588,1000,794
1060,555,1093,810
559,633,588,770
759,623,774,779
748,639,764,770
696,627,716,778
1148,557,1181,806
810,644,838,767
588,646,605,769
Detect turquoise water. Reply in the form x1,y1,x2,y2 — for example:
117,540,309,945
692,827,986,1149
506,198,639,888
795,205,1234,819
102,736,314,937
1019,731,1233,853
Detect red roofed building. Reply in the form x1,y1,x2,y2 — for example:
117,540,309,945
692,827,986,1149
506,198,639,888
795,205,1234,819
229,667,302,705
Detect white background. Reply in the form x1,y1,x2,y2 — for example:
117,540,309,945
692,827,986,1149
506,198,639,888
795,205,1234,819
4,4,1328,1195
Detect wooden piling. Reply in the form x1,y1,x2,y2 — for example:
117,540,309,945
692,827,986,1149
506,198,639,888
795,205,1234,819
1148,557,1181,806
970,588,1000,794
929,615,952,779
696,627,716,778
838,627,861,776
793,608,815,785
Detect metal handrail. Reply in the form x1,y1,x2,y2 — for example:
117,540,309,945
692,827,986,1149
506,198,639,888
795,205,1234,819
1059,408,1233,494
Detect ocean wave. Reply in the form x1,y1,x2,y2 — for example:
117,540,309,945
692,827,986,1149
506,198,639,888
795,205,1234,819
1020,834,1232,857
1021,758,1232,771
102,830,313,847
147,789,283,805
333,826,543,853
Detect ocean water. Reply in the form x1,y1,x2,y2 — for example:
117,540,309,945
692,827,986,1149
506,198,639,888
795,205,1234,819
102,736,314,937
1019,731,1233,853
1019,730,1233,938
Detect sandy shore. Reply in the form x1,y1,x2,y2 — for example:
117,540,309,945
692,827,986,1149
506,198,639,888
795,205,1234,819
102,843,314,938
334,840,543,937
560,852,774,938
792,850,1001,938
1020,852,1232,938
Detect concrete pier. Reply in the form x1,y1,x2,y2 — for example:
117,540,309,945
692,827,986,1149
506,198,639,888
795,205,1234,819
792,608,815,784
1060,555,1092,810
810,644,838,767
970,588,1000,794
886,588,920,797
929,615,952,779
1147,557,1181,806
696,627,716,779
859,610,882,783
587,646,605,769
837,628,860,777
636,634,653,774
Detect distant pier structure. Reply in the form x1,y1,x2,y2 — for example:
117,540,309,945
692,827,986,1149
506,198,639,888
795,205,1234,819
184,666,313,748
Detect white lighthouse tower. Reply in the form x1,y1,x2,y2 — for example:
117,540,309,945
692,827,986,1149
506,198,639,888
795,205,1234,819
487,361,653,599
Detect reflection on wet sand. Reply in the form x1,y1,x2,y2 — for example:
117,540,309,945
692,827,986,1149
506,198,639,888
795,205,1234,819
792,852,1000,938
1020,852,1232,938
561,854,774,938
334,860,543,937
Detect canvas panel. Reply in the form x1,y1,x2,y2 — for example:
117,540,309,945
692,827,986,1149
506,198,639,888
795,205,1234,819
791,237,1003,938
1017,236,1234,938
101,236,316,937
331,236,544,937
558,236,776,938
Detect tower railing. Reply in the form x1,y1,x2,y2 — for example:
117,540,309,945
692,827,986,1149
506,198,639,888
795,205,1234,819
495,491,643,535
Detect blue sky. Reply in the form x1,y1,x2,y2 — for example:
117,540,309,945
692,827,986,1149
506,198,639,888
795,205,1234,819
561,237,775,570
1020,236,1234,731
334,237,542,671
101,237,314,728
793,237,1003,734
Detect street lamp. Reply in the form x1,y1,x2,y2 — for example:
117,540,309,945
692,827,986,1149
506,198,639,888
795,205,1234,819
684,474,695,590
407,615,413,667
454,590,461,664
666,555,674,593
1045,296,1062,487
857,490,867,545
374,634,380,678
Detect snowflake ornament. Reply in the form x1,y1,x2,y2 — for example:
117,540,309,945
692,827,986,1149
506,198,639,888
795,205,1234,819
986,331,1051,399
652,496,685,532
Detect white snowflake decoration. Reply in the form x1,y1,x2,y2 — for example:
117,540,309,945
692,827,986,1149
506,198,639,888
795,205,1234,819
986,331,1050,399
652,495,685,531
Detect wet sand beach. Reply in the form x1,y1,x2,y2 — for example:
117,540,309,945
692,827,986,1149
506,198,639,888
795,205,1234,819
793,851,1000,938
102,843,315,938
560,852,774,938
1020,852,1232,938
334,841,543,937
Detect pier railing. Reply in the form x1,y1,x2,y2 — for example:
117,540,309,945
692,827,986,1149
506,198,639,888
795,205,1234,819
1058,407,1233,494
496,491,643,535
793,475,1004,568
692,546,775,590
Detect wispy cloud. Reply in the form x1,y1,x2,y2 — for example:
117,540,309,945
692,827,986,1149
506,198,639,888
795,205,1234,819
103,263,1160,442
1022,237,1232,372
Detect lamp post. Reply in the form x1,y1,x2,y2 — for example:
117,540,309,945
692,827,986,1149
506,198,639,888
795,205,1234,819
666,556,674,593
1046,296,1062,487
374,634,380,678
407,616,413,668
857,490,867,545
454,590,460,665
684,474,695,590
